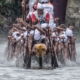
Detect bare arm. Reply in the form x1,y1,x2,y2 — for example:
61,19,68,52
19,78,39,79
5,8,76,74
52,28,57,32
13,24,25,31
33,25,45,34
56,27,66,31
21,20,29,27
20,20,30,28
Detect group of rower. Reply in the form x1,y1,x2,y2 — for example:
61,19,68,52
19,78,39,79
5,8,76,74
7,0,76,69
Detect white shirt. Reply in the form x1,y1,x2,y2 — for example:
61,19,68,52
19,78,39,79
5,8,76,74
42,3,54,23
23,30,28,38
12,31,19,38
30,29,41,40
66,28,73,37
59,33,68,42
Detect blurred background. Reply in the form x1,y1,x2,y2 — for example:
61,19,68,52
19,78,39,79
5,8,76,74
0,0,80,35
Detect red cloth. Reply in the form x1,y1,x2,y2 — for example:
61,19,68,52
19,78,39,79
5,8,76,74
45,13,50,21
32,13,37,22
31,11,50,22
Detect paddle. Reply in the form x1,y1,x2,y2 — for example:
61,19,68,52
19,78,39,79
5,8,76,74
26,28,32,69
47,27,58,69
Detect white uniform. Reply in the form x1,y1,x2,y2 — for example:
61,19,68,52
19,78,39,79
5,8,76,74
42,3,54,20
30,29,46,43
42,3,56,29
52,32,59,42
22,26,28,38
66,28,73,37
12,31,24,43
23,30,28,38
32,10,50,26
23,27,27,30
41,23,48,29
16,36,21,41
27,0,36,19
12,31,19,38
59,33,68,43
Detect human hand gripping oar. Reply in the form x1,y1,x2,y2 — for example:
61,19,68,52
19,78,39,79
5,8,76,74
47,26,58,69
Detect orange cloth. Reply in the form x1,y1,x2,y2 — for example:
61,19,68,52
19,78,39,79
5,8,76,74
35,44,47,56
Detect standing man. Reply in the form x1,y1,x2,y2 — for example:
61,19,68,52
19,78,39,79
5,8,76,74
42,0,56,30
31,3,50,25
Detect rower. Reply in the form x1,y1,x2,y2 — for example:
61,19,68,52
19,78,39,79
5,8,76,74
66,25,76,61
37,0,57,30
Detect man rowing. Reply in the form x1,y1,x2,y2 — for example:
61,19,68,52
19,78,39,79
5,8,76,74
7,0,77,69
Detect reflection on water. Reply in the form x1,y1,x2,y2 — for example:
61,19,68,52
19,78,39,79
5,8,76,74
0,35,80,80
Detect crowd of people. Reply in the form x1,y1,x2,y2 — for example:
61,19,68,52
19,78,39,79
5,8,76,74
7,0,76,69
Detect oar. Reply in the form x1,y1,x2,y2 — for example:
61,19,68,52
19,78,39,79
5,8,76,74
26,29,31,69
47,27,58,69
22,0,26,21
68,37,71,60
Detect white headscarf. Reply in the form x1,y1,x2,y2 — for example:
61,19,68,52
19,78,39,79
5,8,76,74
37,3,43,9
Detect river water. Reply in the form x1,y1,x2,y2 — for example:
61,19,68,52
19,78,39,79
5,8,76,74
0,35,80,80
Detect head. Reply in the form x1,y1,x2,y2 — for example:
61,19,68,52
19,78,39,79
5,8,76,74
69,25,74,30
38,9,43,16
60,24,66,29
37,3,44,16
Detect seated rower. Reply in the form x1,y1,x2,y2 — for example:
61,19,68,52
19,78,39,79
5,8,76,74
41,0,56,29
53,24,68,62
7,27,21,59
34,0,58,29
66,25,76,61
59,25,68,60
51,29,59,56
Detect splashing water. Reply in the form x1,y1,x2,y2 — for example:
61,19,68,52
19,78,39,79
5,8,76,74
0,36,80,80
